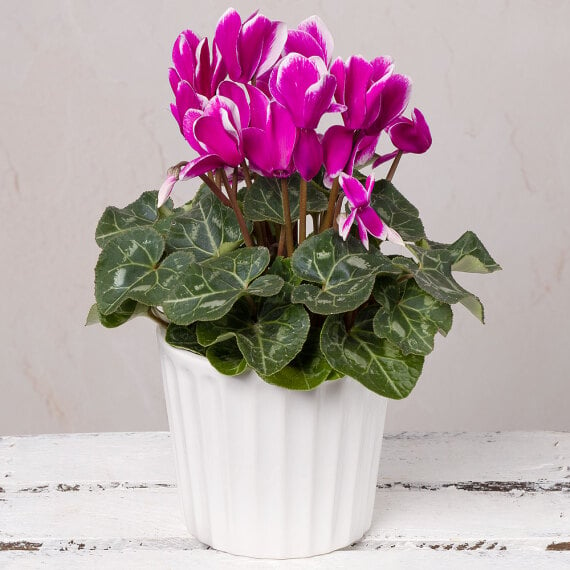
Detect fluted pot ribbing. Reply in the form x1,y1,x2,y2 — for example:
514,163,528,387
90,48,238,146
158,327,387,559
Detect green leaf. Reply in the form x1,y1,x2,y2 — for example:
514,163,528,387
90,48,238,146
206,339,247,376
243,175,328,224
261,327,331,390
85,299,148,328
95,227,165,314
165,186,244,260
371,180,425,241
321,307,424,399
95,227,195,314
428,231,501,274
196,299,311,376
373,279,453,355
162,247,273,325
290,229,379,314
165,323,206,356
396,247,485,322
246,274,285,297
95,191,172,247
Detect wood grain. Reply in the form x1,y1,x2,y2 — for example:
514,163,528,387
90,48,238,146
1,431,569,567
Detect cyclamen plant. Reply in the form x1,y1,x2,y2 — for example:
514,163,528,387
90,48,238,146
90,9,500,398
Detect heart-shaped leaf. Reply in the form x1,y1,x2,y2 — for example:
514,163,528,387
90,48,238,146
165,186,245,260
196,299,310,376
95,191,173,247
290,229,380,314
394,247,485,322
321,307,424,399
162,247,281,325
95,227,165,314
261,327,332,390
373,279,453,355
95,226,195,314
371,180,425,241
85,299,148,328
165,323,206,356
428,231,501,274
206,339,247,375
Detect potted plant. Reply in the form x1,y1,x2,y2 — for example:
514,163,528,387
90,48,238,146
88,8,500,559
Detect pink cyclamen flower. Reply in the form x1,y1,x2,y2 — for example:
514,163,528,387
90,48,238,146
243,98,297,178
214,8,287,83
372,108,432,168
269,53,343,180
169,31,226,130
284,15,334,67
388,108,432,154
322,56,411,185
338,173,403,250
157,95,246,207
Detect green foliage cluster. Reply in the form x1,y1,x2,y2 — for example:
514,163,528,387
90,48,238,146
90,175,499,399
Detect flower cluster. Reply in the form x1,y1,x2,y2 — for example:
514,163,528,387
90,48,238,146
159,8,432,250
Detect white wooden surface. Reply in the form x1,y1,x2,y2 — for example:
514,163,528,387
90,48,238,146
1,432,569,569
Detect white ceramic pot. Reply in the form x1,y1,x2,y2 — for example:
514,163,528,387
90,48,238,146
157,327,388,559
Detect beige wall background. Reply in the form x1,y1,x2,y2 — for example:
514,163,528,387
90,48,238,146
1,0,568,435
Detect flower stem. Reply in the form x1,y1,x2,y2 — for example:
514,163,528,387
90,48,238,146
199,174,231,207
225,168,254,247
299,178,308,244
386,150,403,182
280,178,294,257
240,161,266,247
241,161,253,187
320,177,340,232
277,225,286,257
333,192,344,231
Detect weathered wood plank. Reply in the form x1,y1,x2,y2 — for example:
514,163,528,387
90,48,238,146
1,431,569,488
1,485,568,550
2,549,570,570
1,431,569,564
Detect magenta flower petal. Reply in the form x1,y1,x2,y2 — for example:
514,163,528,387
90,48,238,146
243,127,272,176
218,81,250,129
246,84,270,128
303,73,336,128
388,108,432,154
323,125,354,179
181,108,204,153
214,8,242,81
343,56,373,129
293,128,323,180
371,73,412,133
372,150,399,169
353,133,380,168
285,30,324,62
257,20,288,77
285,16,333,66
244,101,296,177
237,14,268,80
365,174,375,200
270,103,297,172
157,175,178,208
180,155,227,179
194,113,242,165
330,57,345,104
339,173,369,208
339,209,357,240
270,54,321,126
172,30,200,85
298,16,334,66
356,214,370,250
357,205,385,238
370,56,394,81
